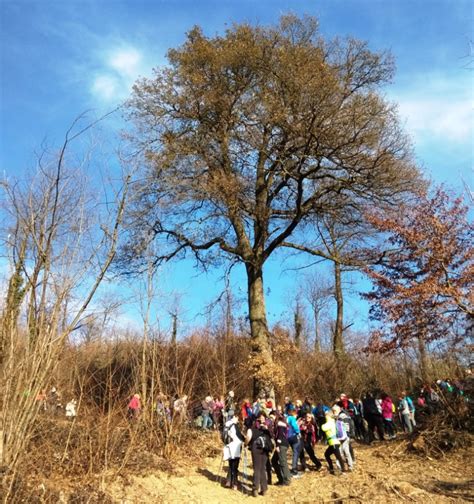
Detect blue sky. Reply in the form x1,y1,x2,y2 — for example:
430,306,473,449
1,0,472,338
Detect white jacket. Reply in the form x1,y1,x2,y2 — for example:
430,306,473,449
223,418,243,461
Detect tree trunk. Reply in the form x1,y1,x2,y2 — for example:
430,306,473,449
246,264,274,400
417,334,429,383
294,301,303,349
314,309,321,352
333,261,344,356
170,312,178,345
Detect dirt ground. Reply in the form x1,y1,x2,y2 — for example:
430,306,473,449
106,438,474,503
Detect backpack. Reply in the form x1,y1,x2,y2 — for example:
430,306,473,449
341,415,355,438
255,433,271,452
221,424,233,445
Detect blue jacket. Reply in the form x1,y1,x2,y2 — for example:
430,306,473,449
287,415,300,437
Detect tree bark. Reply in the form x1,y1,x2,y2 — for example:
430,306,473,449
333,261,344,356
246,264,273,400
294,300,303,349
314,308,321,352
417,334,429,383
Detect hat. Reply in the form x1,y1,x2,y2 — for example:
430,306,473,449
332,405,341,415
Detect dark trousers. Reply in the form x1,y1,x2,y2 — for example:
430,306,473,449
299,441,322,469
226,458,240,486
354,415,366,440
271,446,291,484
251,449,268,493
324,444,346,473
383,419,396,437
366,414,385,442
266,457,272,484
316,417,326,441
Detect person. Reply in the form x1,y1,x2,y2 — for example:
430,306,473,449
286,405,302,476
127,393,141,420
298,412,322,471
225,390,236,421
213,396,224,430
48,386,62,415
223,413,244,490
381,393,396,439
363,392,385,442
241,399,254,428
270,411,291,486
353,398,366,441
321,409,346,475
312,403,328,442
333,405,354,471
173,394,188,422
156,395,171,423
65,399,77,419
245,412,273,497
284,397,293,415
36,389,47,412
398,394,414,433
201,396,214,430
338,394,355,417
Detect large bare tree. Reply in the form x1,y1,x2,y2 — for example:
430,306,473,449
123,15,418,397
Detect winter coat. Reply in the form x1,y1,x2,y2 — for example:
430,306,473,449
322,417,340,446
223,418,243,461
381,397,394,420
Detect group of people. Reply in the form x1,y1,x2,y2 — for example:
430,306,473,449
36,386,77,418
220,394,360,497
215,380,469,498
127,392,189,422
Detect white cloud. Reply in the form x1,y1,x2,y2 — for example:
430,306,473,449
397,98,471,143
391,74,472,145
91,75,120,102
109,48,142,78
90,45,153,103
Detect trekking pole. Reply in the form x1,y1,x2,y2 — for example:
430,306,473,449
216,456,224,484
242,447,249,494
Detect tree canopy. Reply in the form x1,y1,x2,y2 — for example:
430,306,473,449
123,14,420,395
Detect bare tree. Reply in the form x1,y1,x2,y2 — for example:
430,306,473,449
123,15,418,397
0,115,131,492
304,272,333,352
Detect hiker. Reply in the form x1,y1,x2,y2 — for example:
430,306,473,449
245,412,273,497
223,413,244,490
213,396,224,430
333,405,354,471
173,394,188,422
36,389,47,412
398,393,414,433
201,396,214,430
312,402,328,442
127,393,141,420
224,390,236,421
298,412,322,471
363,392,385,442
65,399,77,419
300,397,312,417
48,387,62,415
269,411,291,486
286,405,302,476
381,393,396,439
241,399,253,428
321,409,346,475
284,397,293,415
156,395,171,423
352,398,366,441
338,394,355,417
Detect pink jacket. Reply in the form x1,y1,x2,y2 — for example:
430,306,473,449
128,396,141,411
381,397,393,420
